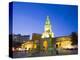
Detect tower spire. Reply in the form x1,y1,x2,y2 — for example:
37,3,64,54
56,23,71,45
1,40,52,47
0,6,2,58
41,16,54,38
45,16,50,25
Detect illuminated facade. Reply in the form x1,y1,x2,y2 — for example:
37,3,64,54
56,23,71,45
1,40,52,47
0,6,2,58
56,36,72,49
21,40,33,51
41,16,54,38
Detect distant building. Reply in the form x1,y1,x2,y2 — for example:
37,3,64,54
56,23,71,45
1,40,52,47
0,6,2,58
13,34,30,43
21,35,30,42
13,34,21,43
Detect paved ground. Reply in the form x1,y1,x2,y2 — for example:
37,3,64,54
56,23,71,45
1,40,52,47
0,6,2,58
13,49,78,58
56,48,78,55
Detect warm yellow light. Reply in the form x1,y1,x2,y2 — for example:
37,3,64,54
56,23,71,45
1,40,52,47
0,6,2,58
61,40,72,48
21,41,33,50
41,16,54,38
43,40,48,50
12,47,15,51
34,44,37,49
56,37,72,49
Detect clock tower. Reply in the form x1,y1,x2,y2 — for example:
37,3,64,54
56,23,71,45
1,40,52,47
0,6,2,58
41,16,55,55
41,16,54,38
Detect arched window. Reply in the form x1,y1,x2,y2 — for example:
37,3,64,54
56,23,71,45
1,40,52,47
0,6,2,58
43,40,48,50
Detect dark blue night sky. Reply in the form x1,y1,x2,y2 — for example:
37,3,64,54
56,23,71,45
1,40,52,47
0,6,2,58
12,2,78,37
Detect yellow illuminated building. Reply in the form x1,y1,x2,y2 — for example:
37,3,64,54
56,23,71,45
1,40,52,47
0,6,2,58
21,41,33,51
56,37,72,49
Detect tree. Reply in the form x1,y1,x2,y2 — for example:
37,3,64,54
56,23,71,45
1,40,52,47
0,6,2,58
71,32,78,45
